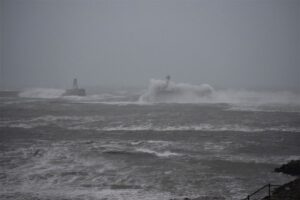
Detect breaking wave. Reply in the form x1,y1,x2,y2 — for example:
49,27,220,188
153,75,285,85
139,79,300,105
17,81,300,106
139,79,214,103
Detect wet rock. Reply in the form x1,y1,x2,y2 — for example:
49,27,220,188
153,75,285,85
266,160,300,200
275,160,300,176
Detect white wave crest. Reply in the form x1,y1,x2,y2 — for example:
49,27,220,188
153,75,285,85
139,79,214,103
135,148,181,157
19,88,65,99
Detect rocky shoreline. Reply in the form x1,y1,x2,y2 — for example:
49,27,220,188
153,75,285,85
274,160,300,176
263,178,300,200
170,160,300,200
268,160,300,200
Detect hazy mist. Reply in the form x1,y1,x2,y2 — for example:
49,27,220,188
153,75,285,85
0,0,299,90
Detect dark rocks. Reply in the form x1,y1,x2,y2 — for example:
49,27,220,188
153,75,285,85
268,160,300,200
265,178,300,200
171,160,300,200
275,160,300,176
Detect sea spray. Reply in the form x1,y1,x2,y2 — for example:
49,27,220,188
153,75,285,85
139,79,300,105
19,88,65,99
17,84,300,106
213,89,300,105
139,79,215,103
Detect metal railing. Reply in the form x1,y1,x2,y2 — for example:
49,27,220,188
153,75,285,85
242,184,281,200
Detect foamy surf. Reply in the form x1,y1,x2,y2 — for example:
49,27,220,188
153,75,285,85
1,116,300,133
101,124,300,133
135,148,181,157
2,82,300,200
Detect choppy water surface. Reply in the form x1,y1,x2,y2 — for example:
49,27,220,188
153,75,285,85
1,87,300,200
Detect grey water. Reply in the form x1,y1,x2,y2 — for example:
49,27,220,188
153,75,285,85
1,86,300,200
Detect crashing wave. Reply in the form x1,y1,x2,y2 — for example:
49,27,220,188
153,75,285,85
139,78,214,103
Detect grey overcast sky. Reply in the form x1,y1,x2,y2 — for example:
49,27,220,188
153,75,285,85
0,0,299,89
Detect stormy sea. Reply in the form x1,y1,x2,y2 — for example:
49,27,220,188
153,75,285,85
1,79,300,200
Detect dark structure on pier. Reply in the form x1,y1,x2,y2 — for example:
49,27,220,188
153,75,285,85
63,78,86,96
